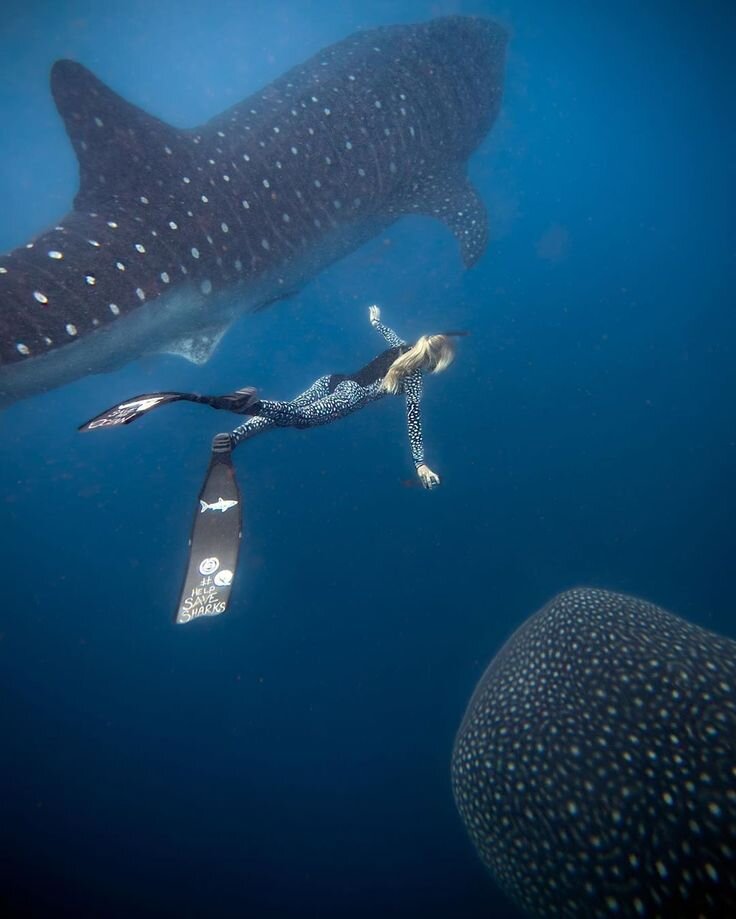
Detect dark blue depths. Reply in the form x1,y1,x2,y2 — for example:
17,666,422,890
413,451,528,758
0,2,734,918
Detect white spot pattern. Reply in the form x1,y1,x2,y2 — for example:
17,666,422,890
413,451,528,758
452,588,736,918
2,16,506,374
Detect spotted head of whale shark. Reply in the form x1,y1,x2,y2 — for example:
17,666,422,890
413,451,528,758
0,16,508,406
452,588,736,918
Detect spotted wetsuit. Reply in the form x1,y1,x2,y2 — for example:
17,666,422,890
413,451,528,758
231,320,426,468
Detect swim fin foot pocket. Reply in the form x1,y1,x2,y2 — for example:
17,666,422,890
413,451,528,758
207,387,260,414
211,432,233,453
175,434,243,624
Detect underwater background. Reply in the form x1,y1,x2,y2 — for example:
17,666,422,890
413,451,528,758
0,1,734,917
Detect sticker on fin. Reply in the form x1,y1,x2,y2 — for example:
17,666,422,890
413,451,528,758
175,435,242,624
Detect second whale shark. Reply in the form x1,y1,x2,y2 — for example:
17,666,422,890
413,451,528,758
0,16,508,406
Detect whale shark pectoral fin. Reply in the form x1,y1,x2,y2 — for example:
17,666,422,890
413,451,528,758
50,59,181,211
409,173,489,268
161,325,230,366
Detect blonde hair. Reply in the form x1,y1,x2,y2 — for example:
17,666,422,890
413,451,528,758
381,334,456,394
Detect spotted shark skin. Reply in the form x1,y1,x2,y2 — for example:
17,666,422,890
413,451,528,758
452,588,736,918
0,16,508,406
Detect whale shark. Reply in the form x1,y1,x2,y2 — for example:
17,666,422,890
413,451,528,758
452,588,736,918
0,16,507,407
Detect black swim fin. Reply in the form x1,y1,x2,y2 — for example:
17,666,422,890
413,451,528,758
78,387,260,431
205,387,260,414
78,391,191,430
175,433,242,624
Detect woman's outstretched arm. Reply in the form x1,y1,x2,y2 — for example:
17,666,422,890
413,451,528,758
368,305,406,347
403,372,441,489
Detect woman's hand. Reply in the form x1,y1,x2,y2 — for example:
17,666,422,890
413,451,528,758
369,304,381,324
417,464,440,490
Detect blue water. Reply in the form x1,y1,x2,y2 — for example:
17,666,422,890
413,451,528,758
1,1,734,917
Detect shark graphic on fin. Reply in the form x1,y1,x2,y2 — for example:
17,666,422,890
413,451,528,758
199,497,238,514
0,17,508,406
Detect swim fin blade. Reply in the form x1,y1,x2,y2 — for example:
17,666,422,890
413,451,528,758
79,392,190,430
79,388,259,431
175,434,242,624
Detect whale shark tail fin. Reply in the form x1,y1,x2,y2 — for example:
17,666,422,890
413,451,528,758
50,59,182,211
176,434,242,624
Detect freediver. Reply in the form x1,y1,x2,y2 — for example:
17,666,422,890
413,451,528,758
80,306,464,490
79,307,465,620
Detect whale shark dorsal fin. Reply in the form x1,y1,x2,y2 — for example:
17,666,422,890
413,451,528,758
50,59,181,211
161,325,230,366
400,171,489,268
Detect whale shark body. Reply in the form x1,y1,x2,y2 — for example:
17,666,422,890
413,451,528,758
0,17,507,407
452,588,736,918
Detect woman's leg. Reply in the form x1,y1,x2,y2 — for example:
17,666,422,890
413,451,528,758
257,379,366,429
230,415,276,446
291,374,333,407
230,375,334,445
